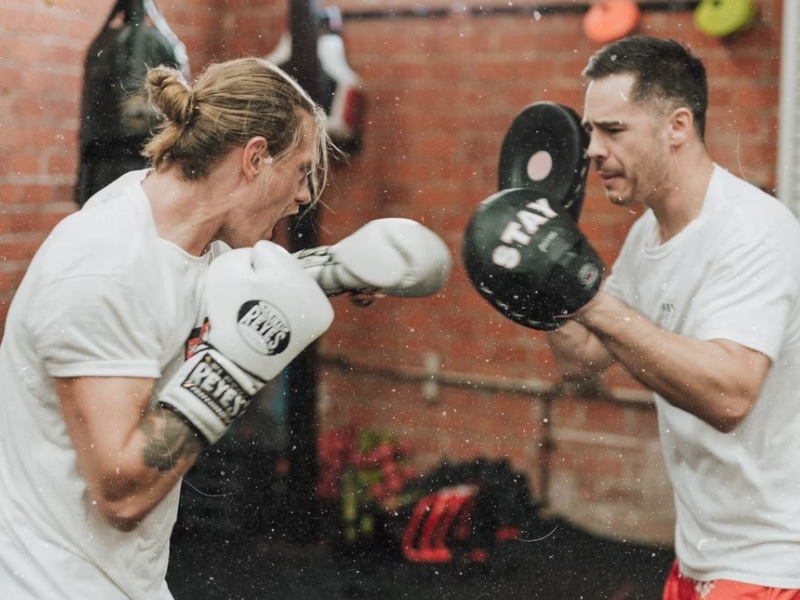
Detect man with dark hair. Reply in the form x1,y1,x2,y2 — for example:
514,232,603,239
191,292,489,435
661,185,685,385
548,36,800,598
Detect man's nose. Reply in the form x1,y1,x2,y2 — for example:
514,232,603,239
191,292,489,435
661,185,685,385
297,181,312,205
585,131,607,162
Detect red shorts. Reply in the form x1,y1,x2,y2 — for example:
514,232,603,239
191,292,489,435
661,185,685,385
663,561,800,600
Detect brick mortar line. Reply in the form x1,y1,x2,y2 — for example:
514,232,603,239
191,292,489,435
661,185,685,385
320,353,654,408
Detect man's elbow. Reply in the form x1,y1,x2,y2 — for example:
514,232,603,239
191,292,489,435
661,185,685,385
87,479,151,532
708,392,757,433
711,416,745,434
102,511,142,532
91,497,146,531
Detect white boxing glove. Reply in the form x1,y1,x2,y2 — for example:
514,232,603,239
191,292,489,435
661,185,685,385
294,218,453,298
159,241,334,444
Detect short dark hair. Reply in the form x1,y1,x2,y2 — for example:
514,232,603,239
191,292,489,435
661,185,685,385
582,35,708,140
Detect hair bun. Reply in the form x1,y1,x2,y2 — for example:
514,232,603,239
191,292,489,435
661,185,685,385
145,65,194,126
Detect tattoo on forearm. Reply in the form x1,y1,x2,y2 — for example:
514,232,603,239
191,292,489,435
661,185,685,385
140,409,204,472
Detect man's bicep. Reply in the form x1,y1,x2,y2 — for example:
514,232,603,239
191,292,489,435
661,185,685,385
57,376,155,483
708,338,772,401
57,376,203,528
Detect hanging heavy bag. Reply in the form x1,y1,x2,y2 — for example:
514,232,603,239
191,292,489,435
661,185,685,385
317,29,366,155
75,0,189,207
265,8,366,157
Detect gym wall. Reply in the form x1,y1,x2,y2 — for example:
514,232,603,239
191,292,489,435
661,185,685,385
0,0,783,545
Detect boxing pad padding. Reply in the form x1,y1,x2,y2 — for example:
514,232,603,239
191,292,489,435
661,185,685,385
462,188,604,331
498,102,589,221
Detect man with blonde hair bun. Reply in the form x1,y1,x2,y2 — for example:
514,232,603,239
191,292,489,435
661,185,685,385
0,55,453,599
0,56,337,599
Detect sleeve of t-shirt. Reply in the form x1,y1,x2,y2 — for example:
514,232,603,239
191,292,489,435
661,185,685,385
600,225,643,306
602,264,623,302
689,236,795,362
30,274,163,379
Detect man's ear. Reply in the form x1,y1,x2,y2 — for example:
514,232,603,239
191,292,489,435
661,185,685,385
667,107,693,146
242,136,270,180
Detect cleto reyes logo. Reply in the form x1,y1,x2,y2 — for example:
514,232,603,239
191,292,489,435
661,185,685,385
183,353,250,425
237,300,291,356
491,197,558,270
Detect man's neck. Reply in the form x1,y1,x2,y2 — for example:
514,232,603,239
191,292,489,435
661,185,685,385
650,150,715,244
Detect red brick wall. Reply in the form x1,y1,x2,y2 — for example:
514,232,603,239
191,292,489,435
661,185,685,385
0,0,784,544
0,0,286,334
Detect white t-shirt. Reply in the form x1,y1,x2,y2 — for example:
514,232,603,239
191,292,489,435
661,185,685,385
605,165,800,587
0,170,209,599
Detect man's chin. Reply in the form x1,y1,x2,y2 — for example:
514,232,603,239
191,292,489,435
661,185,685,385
607,191,634,206
261,223,276,242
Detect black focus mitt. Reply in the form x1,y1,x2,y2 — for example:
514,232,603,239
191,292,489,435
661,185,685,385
498,102,589,222
462,188,604,331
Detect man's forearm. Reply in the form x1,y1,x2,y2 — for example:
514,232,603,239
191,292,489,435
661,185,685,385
93,406,206,530
140,405,206,473
547,319,615,381
573,292,768,431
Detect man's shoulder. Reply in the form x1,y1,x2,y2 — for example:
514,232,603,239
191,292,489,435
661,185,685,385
38,178,157,281
713,165,787,212
711,166,800,237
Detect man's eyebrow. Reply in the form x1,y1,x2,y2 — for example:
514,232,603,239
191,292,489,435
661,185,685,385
583,118,624,129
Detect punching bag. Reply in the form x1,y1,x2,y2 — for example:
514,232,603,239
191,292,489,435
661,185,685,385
266,7,366,156
75,0,189,207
